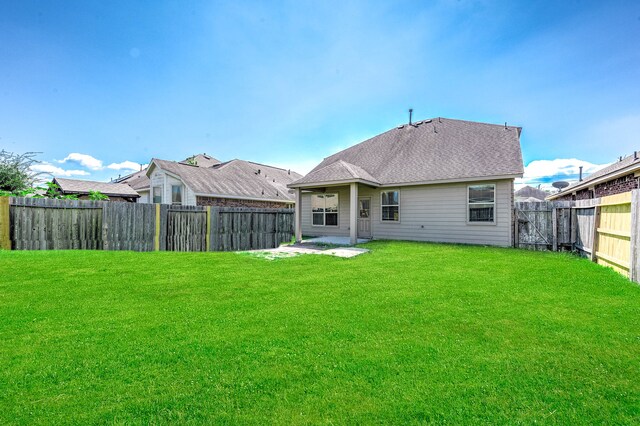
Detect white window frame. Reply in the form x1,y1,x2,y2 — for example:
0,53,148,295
152,186,163,204
171,184,183,205
467,183,496,225
380,189,400,222
311,193,339,227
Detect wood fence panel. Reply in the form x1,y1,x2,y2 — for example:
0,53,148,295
9,197,103,250
166,206,207,252
514,201,572,251
102,202,156,251
212,208,294,251
158,204,169,251
595,192,632,277
574,208,595,256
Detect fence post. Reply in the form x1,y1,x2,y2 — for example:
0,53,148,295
211,207,219,251
206,206,211,252
630,190,639,283
590,205,601,262
570,207,577,251
552,207,558,252
154,204,160,251
0,197,10,250
513,208,519,248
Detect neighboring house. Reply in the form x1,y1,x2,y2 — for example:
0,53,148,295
547,151,640,201
120,154,302,208
288,117,524,246
116,168,151,202
515,185,549,202
52,178,140,202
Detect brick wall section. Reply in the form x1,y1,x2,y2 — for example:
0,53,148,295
575,188,593,200
553,173,639,200
196,196,292,209
555,193,574,202
594,173,639,197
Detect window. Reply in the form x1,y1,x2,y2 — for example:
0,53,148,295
311,193,338,226
468,184,495,222
171,185,182,205
381,190,399,221
153,186,162,203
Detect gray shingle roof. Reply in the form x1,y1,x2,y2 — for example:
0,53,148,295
550,152,639,198
515,185,548,201
54,178,141,197
181,154,221,167
117,169,150,190
296,160,380,185
150,158,302,202
290,117,523,187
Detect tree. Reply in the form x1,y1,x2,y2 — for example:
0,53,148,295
88,190,109,201
0,150,43,193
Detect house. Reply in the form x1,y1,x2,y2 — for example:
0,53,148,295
288,117,524,246
52,178,140,202
119,154,302,208
515,185,549,202
547,151,640,201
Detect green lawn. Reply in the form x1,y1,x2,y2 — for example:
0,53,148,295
1,241,639,424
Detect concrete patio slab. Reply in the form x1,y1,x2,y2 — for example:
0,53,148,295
246,241,370,260
303,236,370,245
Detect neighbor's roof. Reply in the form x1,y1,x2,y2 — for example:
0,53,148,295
289,117,523,188
149,158,302,202
547,152,639,200
180,153,221,168
116,169,150,191
515,185,548,201
53,178,141,197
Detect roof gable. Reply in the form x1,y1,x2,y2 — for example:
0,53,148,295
293,160,380,186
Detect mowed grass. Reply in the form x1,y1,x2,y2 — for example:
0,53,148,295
1,241,639,425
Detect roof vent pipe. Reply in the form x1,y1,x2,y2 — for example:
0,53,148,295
579,166,583,182
635,151,638,160
409,108,413,125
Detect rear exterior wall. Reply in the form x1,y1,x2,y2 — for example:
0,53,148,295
301,179,514,247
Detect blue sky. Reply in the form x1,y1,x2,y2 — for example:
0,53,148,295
1,0,639,187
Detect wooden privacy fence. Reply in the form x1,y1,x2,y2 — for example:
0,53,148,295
514,190,640,282
514,200,573,251
1,197,294,252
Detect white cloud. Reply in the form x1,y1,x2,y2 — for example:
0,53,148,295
107,161,144,171
31,164,90,177
515,158,610,190
58,153,103,170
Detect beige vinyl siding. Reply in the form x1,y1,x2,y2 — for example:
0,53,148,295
136,190,150,204
361,179,512,246
150,169,197,205
300,179,513,246
301,186,351,237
